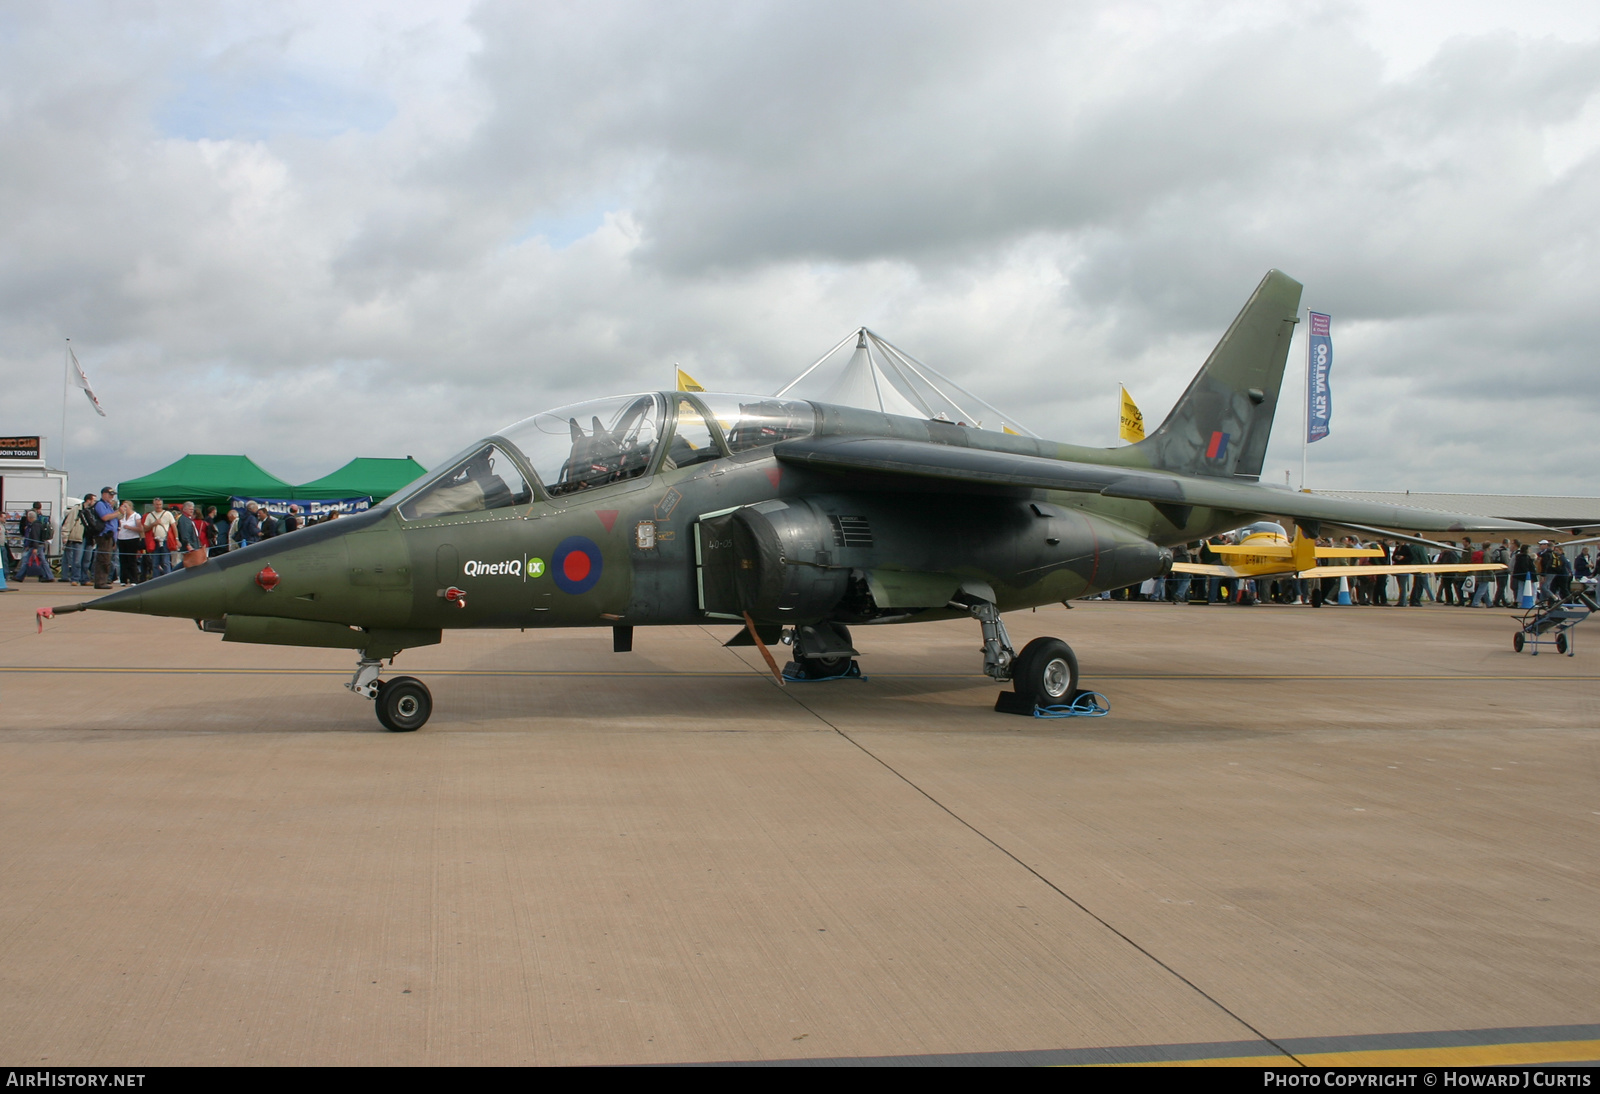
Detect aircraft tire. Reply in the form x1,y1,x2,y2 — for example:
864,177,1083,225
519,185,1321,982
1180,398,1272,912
376,676,432,732
799,623,855,679
1311,588,1325,608
1012,637,1078,706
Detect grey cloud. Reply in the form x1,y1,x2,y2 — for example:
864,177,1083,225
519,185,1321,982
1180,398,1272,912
4,1,1600,500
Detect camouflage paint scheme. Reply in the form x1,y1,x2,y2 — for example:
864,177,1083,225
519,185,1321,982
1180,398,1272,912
72,270,1544,715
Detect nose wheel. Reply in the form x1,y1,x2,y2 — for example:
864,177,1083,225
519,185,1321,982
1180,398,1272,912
374,676,432,732
348,655,433,731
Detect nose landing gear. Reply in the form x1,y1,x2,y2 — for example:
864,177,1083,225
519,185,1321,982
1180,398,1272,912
375,677,432,732
348,653,433,732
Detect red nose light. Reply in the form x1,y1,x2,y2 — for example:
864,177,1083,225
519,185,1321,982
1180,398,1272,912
256,564,280,591
444,586,467,608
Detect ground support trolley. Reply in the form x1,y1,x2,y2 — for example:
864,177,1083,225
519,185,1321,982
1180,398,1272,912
1513,591,1600,657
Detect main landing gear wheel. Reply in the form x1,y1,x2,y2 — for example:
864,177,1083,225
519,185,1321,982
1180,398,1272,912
792,622,858,680
375,676,432,732
1011,637,1079,707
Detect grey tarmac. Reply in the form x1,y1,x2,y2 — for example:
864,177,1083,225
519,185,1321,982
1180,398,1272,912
3,583,1597,1066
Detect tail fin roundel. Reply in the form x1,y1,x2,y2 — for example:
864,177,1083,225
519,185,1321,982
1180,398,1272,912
1134,270,1303,481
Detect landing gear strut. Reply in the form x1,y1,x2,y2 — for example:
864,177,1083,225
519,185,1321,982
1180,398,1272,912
348,652,433,732
957,595,1081,716
962,599,1016,683
347,656,384,699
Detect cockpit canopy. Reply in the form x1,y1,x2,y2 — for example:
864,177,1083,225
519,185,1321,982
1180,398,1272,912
388,392,816,521
1237,521,1288,541
504,393,665,498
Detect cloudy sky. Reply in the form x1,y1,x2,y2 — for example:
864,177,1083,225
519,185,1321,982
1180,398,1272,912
4,0,1598,497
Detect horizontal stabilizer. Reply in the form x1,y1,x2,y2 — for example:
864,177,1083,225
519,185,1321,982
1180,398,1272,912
1209,544,1383,559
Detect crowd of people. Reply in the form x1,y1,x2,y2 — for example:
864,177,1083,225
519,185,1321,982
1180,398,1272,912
11,498,1593,607
10,487,341,587
1117,532,1592,607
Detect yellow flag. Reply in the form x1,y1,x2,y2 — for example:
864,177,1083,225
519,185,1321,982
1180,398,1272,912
1119,385,1145,443
1002,425,1019,436
676,367,705,392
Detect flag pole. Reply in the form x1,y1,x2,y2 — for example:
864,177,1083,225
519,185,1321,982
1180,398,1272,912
60,339,71,472
1300,313,1309,491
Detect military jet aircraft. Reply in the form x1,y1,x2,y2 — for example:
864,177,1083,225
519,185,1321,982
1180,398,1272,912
47,270,1545,729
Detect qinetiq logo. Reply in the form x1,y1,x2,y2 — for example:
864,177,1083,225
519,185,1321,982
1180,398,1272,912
463,558,522,578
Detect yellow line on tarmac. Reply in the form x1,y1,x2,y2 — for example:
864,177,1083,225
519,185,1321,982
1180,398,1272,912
1111,1054,1294,1067
1296,1039,1600,1067
1105,1039,1600,1067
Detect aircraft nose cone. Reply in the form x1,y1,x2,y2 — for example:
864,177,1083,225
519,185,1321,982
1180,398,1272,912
84,561,228,619
81,508,385,622
84,580,146,614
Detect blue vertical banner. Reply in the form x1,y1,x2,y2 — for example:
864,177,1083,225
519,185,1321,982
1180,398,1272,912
1306,311,1333,444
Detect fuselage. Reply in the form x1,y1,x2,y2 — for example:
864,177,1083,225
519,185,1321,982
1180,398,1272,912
93,391,1265,639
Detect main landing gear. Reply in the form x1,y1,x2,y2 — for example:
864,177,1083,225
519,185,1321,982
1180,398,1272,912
956,593,1080,716
348,654,434,732
784,621,862,680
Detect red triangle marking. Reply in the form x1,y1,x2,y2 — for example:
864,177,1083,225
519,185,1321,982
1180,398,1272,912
595,510,620,532
765,468,781,489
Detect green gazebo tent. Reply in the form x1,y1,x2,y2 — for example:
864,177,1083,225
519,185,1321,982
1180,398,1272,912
118,454,296,509
293,457,428,502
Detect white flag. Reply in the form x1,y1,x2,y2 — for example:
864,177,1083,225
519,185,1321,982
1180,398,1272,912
69,347,107,417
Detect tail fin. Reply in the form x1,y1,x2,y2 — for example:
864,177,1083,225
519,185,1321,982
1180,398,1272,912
1134,269,1303,480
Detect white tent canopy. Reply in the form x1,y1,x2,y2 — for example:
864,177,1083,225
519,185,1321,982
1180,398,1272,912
774,328,1037,437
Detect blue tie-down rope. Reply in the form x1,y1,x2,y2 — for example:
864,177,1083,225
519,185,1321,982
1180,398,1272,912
1032,690,1111,718
781,661,868,683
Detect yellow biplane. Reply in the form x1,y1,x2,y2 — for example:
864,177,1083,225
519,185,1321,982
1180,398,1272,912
1173,522,1506,583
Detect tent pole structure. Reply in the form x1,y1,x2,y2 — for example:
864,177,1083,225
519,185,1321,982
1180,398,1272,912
861,333,887,412
865,332,961,421
773,329,859,398
862,334,934,418
863,332,936,418
870,330,1030,434
869,330,1036,436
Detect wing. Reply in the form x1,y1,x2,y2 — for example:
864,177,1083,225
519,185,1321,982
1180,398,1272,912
774,436,1544,535
1171,562,1242,578
1295,563,1507,577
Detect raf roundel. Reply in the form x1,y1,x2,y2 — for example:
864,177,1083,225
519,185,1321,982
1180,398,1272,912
551,535,603,595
